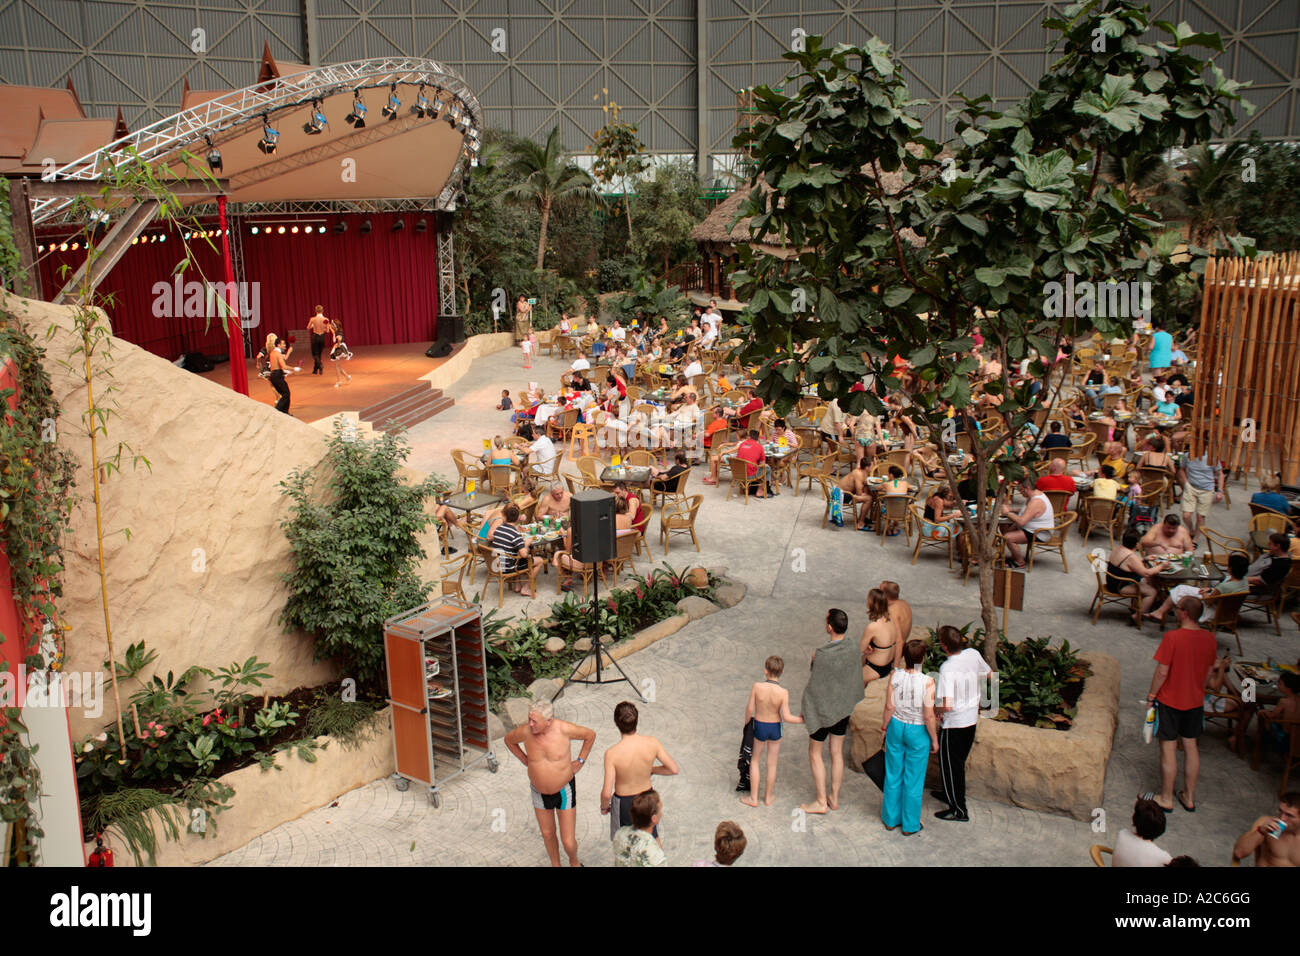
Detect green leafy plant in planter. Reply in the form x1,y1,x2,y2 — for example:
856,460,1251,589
280,422,450,693
922,627,1090,730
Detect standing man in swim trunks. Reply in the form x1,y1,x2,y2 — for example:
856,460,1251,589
800,608,865,815
503,698,596,867
600,701,680,841
307,305,332,375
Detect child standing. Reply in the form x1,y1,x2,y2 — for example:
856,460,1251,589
741,656,804,807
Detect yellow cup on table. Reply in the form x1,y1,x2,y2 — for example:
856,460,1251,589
611,454,622,467
778,436,788,448
466,479,476,495
482,438,491,450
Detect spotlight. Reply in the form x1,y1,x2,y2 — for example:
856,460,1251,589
415,219,427,233
129,238,137,246
159,234,166,242
446,101,462,127
432,97,446,118
291,225,299,233
392,218,405,232
360,219,372,234
382,83,401,120
470,156,479,168
205,136,222,173
277,226,286,234
37,244,44,253
413,84,432,118
258,115,279,154
304,99,327,135
305,225,313,234
345,92,367,129
250,226,259,235
70,242,79,251
333,221,347,234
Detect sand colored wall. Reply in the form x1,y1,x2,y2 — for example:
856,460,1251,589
3,293,445,741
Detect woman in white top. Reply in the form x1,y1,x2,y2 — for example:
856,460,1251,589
880,639,938,836
1000,474,1054,569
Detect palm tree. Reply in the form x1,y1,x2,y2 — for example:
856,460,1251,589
1154,142,1248,249
500,126,596,270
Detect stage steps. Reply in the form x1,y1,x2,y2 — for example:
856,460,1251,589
359,382,454,433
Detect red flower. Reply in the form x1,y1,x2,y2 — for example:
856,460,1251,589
229,721,238,729
608,600,617,612
635,588,645,600
202,715,211,726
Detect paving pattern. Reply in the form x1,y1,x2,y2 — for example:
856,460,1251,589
211,346,1296,867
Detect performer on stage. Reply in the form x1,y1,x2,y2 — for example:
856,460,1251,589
330,319,353,387
307,305,332,374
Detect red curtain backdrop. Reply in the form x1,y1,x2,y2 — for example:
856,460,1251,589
37,212,440,361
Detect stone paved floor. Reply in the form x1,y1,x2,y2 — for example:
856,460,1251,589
211,346,1297,867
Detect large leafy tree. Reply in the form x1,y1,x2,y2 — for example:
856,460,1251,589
732,0,1249,659
501,126,597,270
591,100,649,244
1224,132,1300,253
632,160,707,276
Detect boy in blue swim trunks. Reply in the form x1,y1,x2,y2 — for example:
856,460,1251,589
741,656,804,807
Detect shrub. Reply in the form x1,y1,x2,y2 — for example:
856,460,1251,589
279,423,450,690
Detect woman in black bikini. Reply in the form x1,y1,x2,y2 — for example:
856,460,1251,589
1105,528,1170,626
859,588,899,686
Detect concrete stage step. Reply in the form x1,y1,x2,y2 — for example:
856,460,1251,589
359,383,454,433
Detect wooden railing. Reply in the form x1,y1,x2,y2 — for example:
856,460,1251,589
663,261,705,293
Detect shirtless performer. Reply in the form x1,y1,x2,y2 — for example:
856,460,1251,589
600,701,680,841
503,698,596,867
306,305,333,375
1232,793,1300,867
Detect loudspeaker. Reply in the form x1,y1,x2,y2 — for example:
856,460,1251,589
442,315,465,344
182,351,214,373
426,340,452,358
570,490,616,564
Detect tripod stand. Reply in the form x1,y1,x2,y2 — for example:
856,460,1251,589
553,567,644,702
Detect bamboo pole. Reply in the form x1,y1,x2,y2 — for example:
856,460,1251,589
1256,257,1286,479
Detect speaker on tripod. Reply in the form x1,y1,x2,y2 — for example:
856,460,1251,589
554,490,644,702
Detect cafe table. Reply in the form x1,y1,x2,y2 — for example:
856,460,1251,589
1226,660,1286,761
600,464,653,486
443,491,504,515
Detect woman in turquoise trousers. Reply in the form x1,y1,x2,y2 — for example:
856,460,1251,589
880,640,939,835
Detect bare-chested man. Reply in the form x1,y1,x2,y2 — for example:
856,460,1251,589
503,698,596,867
1233,793,1300,867
600,701,680,840
306,305,333,375
838,458,872,530
534,484,571,520
880,580,912,642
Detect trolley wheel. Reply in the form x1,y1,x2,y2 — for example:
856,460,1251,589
394,777,410,792
429,790,441,809
487,753,500,773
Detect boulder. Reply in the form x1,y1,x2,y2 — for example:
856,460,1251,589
712,581,746,608
573,637,593,653
527,677,561,700
543,637,567,654
675,595,719,621
486,711,507,741
503,697,532,729
704,565,729,580
848,652,1121,820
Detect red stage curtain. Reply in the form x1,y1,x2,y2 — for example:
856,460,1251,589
36,212,440,361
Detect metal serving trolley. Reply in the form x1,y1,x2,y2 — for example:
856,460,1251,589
384,596,498,807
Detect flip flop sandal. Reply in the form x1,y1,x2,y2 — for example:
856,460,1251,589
1138,790,1174,812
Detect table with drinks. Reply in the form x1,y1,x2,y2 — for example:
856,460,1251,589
1225,659,1288,763
600,463,653,486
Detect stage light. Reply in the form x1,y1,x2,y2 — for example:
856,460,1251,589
415,219,427,233
392,218,405,232
277,226,286,234
333,221,347,234
70,242,79,251
250,226,258,235
446,101,462,127
129,238,137,246
305,225,313,234
345,91,368,129
37,244,43,253
159,234,166,242
304,99,327,135
382,83,401,120
360,220,372,234
205,136,222,173
258,114,279,154
290,225,298,233
413,83,432,118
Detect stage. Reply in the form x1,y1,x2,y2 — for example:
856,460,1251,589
197,341,458,425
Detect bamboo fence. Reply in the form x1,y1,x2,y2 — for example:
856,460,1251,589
1192,253,1300,484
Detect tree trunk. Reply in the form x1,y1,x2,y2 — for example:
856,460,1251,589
537,197,551,271
624,195,634,245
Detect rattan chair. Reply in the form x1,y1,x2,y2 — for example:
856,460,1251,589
1202,529,1248,570
609,530,643,582
876,494,911,546
577,455,606,489
1090,568,1140,626
1201,591,1248,656
1242,564,1300,636
1042,489,1073,517
1079,496,1122,547
796,447,839,495
450,449,487,494
727,456,761,504
909,504,955,568
660,494,703,552
650,466,692,511
817,476,860,529
483,547,538,608
1028,511,1077,573
438,553,472,602
488,462,524,497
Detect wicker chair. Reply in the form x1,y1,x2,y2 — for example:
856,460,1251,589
626,449,658,469
909,504,955,568
483,548,538,608
1201,591,1248,656
796,447,839,496
1090,568,1140,626
1028,511,1077,573
650,466,692,511
660,495,703,552
576,455,606,489
876,494,911,546
1042,489,1073,517
450,449,486,494
1078,496,1122,547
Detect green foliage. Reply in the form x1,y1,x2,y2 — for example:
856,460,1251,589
280,423,448,689
729,4,1250,646
631,160,708,275
80,779,234,866
302,690,383,750
610,275,689,325
922,627,1091,730
1223,132,1300,253
501,126,597,270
